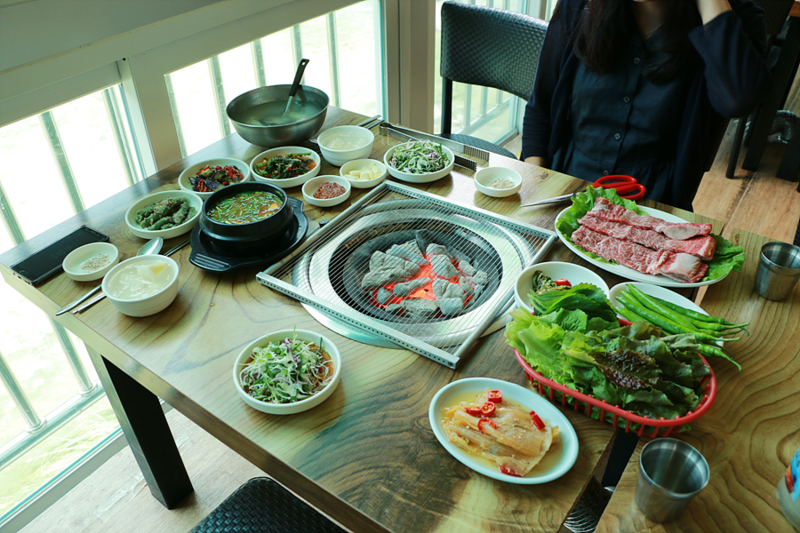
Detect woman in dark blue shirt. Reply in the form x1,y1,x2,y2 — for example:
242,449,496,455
521,0,771,210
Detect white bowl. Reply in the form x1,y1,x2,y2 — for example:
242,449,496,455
515,261,610,313
384,142,455,183
475,167,522,198
102,255,180,317
125,190,202,240
178,158,250,199
62,242,120,282
302,175,352,207
339,159,388,189
249,147,321,188
233,329,342,415
429,377,579,484
317,125,375,166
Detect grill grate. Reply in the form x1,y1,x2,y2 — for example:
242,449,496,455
257,182,556,368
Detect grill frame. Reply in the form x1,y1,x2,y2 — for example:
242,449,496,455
257,182,557,368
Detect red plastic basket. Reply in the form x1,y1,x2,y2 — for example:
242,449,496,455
513,348,717,438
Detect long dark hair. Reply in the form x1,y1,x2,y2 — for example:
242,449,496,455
570,0,703,82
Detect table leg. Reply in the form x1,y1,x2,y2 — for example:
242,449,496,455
87,347,193,508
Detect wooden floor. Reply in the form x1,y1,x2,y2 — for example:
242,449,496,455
19,83,800,533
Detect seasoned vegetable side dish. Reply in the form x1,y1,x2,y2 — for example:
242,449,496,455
530,271,572,297
389,141,450,174
239,333,334,404
442,388,560,477
313,182,346,199
135,197,196,230
189,164,244,193
207,191,283,225
254,153,316,180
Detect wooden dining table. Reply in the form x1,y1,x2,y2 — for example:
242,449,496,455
1,106,791,532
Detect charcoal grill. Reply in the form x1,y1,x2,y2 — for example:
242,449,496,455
257,182,556,368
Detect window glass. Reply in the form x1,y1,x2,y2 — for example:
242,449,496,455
168,61,220,157
336,2,378,116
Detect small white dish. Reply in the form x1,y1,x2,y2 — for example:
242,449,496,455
62,242,120,282
233,329,342,415
474,167,522,198
429,377,579,484
178,158,250,199
515,261,610,313
339,159,387,189
125,190,202,240
302,175,351,207
384,142,455,184
317,125,374,166
102,255,180,317
250,147,321,188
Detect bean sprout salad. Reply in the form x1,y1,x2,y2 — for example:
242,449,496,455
389,141,450,174
239,333,334,404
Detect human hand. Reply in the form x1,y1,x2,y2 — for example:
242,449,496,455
694,0,731,24
524,156,548,169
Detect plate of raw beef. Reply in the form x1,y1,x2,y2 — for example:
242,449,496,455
555,198,727,287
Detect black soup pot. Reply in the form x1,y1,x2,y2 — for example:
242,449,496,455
201,182,293,243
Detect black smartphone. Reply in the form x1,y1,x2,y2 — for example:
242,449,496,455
11,226,110,286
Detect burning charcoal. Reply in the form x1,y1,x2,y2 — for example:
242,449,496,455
387,243,427,266
426,243,450,258
377,287,393,304
393,277,430,297
473,270,488,286
455,258,476,277
458,276,474,296
431,255,458,279
386,303,404,314
415,230,434,256
437,297,464,316
361,268,407,290
383,254,420,277
369,251,388,272
432,278,450,299
443,282,465,300
402,298,439,318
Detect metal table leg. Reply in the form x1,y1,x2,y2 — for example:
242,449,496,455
87,347,193,509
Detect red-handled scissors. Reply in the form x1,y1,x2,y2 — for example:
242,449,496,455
595,175,646,201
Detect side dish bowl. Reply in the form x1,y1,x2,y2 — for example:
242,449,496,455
317,125,374,166
125,190,202,240
178,158,251,199
384,142,455,184
233,329,342,415
62,242,120,282
102,255,180,317
200,181,293,243
249,147,321,188
339,159,388,189
475,167,522,198
302,175,351,208
515,262,610,313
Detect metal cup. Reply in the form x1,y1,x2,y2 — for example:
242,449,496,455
634,438,709,523
755,242,800,301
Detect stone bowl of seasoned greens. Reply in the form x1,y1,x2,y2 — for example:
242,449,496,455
125,190,202,240
200,181,293,243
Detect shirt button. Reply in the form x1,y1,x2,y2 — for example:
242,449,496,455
603,170,610,176
633,57,641,64
614,133,621,141
623,96,631,104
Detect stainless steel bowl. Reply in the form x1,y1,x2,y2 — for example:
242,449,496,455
227,84,329,147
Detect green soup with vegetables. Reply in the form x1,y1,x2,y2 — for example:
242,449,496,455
208,191,283,225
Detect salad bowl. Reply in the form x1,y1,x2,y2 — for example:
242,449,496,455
384,141,455,184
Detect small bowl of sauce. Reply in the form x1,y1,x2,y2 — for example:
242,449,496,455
62,242,120,282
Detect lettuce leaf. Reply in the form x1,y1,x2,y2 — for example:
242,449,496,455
555,186,746,281
530,283,619,332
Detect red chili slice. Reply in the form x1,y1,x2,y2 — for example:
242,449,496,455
464,407,482,416
529,410,545,430
487,390,502,403
554,278,572,287
477,418,497,434
500,465,522,477
480,402,496,416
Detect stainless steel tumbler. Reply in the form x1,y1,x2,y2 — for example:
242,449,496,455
755,242,800,301
634,438,710,523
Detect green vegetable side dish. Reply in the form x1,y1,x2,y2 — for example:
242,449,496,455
530,271,571,298
239,333,334,404
254,153,316,180
135,197,196,231
389,141,450,174
207,191,283,225
555,186,746,282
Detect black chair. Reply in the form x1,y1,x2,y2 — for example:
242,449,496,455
725,0,797,179
439,1,548,159
190,478,345,533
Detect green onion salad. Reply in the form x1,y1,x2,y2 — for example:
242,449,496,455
239,332,334,404
389,141,450,174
